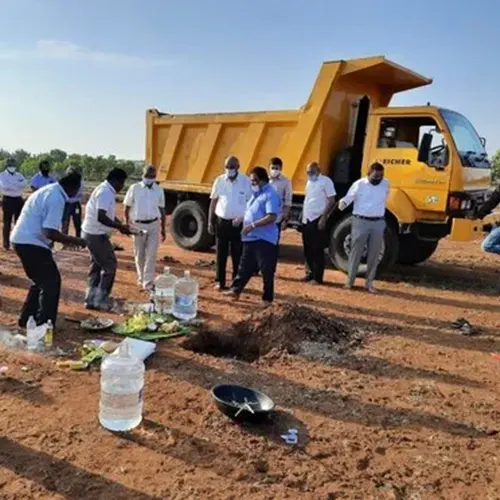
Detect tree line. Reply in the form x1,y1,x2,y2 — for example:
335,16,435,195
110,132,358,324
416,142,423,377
0,148,143,181
1,146,499,183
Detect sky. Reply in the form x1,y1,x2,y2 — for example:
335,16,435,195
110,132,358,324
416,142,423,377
0,0,499,159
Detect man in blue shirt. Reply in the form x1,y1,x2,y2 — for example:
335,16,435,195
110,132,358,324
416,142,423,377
30,160,56,192
224,166,281,305
11,170,87,328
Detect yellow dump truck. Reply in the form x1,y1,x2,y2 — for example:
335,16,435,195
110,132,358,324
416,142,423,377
146,56,493,273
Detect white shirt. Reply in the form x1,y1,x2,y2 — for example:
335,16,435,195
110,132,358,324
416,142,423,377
340,177,390,217
302,174,336,223
0,170,28,197
82,181,117,235
123,181,165,221
270,174,292,223
11,183,67,249
210,173,252,220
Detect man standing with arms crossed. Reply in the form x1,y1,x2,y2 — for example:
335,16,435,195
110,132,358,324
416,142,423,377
339,162,389,293
124,164,166,291
82,168,131,311
208,156,252,291
0,158,27,251
301,162,336,284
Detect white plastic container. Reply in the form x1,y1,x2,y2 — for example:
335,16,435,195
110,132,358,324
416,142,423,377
99,342,145,432
173,270,199,321
26,316,45,352
153,267,177,315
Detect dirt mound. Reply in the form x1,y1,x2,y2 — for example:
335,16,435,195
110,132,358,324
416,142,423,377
183,302,364,362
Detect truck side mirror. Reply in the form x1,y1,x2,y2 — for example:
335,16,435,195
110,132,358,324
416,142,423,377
418,133,432,163
480,137,486,148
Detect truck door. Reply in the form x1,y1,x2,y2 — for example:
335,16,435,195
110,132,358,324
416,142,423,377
367,115,452,214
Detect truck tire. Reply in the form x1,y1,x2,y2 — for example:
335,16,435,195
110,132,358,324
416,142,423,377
397,235,438,265
328,215,399,276
171,200,213,251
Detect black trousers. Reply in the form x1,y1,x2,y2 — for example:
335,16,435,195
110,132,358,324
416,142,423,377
62,202,82,238
14,244,61,328
232,240,277,302
302,218,326,283
215,217,242,288
2,196,24,250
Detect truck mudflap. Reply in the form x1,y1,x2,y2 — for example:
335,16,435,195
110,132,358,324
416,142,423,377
449,213,500,242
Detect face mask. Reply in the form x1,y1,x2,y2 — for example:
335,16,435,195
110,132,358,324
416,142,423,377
270,168,280,179
307,173,319,182
369,177,383,186
6,167,16,174
226,168,237,179
251,185,260,193
143,177,156,187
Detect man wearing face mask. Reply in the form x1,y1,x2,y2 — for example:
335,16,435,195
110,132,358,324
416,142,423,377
269,157,292,236
302,162,336,284
339,162,389,293
124,164,166,291
0,158,28,251
208,156,252,291
224,166,280,306
31,160,56,192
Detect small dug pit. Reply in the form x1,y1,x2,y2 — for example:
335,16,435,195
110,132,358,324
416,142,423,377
183,302,365,362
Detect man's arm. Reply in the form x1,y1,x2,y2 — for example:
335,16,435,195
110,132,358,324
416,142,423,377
282,179,293,224
44,228,86,247
318,178,337,230
208,177,220,235
242,190,279,234
98,209,131,234
338,181,360,211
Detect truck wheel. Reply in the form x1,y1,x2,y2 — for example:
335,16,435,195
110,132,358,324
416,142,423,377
397,235,438,265
171,200,213,251
328,215,399,276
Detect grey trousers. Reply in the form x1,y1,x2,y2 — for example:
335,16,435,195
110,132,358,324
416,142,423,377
348,217,386,285
83,232,117,299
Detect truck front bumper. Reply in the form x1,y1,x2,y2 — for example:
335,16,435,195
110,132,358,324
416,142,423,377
449,213,500,242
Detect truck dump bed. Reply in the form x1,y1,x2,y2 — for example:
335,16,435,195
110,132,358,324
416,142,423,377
146,56,431,194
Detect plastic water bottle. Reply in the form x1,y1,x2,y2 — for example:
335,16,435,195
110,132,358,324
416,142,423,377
99,342,145,432
26,316,42,352
153,267,177,315
173,270,199,321
44,320,54,349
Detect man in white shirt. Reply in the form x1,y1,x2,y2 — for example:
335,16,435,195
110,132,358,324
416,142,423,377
302,162,336,284
82,168,131,310
208,156,252,290
339,162,389,293
11,170,86,328
124,164,166,291
0,158,27,251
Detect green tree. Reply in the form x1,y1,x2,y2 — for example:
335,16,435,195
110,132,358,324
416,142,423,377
492,150,500,183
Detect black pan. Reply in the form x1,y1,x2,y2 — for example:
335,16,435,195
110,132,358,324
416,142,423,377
210,384,275,423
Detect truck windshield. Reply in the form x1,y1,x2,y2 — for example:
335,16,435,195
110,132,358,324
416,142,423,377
440,109,490,168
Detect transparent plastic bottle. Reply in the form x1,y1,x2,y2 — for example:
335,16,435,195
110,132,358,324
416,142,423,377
99,342,145,432
153,267,177,315
44,320,54,349
173,270,199,321
26,316,41,352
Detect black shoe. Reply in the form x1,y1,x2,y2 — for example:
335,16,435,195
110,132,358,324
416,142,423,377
302,275,313,282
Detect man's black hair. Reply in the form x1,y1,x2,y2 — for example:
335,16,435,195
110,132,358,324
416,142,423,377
251,166,269,183
59,171,82,192
39,160,50,169
269,157,283,167
106,168,128,183
369,162,385,172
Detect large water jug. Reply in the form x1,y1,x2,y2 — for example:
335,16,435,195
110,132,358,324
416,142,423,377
173,270,199,321
99,342,145,431
153,267,177,315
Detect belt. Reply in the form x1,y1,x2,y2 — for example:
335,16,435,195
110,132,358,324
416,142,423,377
134,218,158,224
354,215,384,221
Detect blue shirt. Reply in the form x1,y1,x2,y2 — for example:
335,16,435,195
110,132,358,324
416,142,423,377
242,183,281,245
10,183,67,249
31,172,56,191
